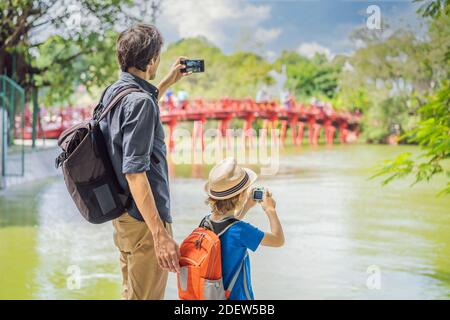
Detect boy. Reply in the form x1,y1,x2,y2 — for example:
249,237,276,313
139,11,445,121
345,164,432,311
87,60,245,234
203,157,285,300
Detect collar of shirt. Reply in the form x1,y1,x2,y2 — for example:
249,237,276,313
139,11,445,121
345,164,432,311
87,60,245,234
120,72,159,99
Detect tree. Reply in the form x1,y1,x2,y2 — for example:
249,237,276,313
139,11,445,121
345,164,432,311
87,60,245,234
273,51,342,101
0,0,166,104
373,1,450,195
415,0,450,17
136,0,163,24
372,84,450,195
154,37,274,99
1,1,127,85
336,15,449,143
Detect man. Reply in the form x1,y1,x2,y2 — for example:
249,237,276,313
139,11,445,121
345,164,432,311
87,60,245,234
99,24,190,299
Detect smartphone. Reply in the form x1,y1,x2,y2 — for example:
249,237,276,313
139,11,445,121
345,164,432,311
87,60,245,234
252,187,265,202
181,59,205,73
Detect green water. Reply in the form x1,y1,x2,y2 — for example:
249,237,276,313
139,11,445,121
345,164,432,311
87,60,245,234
0,145,449,299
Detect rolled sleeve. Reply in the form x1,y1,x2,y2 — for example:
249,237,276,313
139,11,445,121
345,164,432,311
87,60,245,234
121,96,156,174
239,222,265,252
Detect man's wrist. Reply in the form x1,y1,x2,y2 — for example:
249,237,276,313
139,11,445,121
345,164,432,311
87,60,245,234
157,79,168,91
265,208,276,215
160,75,173,87
149,219,167,237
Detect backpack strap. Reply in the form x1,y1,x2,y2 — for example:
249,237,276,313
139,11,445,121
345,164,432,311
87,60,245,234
94,86,143,122
241,256,252,299
92,85,112,120
217,219,240,237
200,214,250,299
99,84,112,103
226,251,250,299
91,85,142,209
200,214,240,236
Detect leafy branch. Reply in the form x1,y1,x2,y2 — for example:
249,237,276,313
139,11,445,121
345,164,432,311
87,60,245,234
372,84,450,195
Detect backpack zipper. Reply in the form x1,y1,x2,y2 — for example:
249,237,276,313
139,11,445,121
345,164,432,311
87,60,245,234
192,231,214,242
195,233,205,249
191,231,217,279
207,245,217,279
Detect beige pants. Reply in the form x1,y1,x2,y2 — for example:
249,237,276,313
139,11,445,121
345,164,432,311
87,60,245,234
112,212,172,300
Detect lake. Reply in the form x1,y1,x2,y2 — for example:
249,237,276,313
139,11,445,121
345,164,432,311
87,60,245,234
0,144,449,299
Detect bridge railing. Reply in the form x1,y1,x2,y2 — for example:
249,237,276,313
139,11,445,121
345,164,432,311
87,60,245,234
12,97,361,148
159,99,361,122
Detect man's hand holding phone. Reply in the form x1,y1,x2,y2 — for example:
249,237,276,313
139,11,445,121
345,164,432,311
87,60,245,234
163,56,192,85
157,56,193,98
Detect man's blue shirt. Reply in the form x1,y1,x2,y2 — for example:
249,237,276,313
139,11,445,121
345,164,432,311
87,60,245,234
100,72,172,223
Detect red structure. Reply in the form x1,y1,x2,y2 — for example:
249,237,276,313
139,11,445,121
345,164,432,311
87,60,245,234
158,99,361,151
18,99,361,151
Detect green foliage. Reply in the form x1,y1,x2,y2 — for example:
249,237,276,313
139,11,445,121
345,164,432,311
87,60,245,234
0,0,134,105
340,30,421,138
34,30,120,106
154,37,274,99
372,0,450,194
337,9,449,142
415,0,450,18
373,84,450,195
273,51,342,101
155,39,343,101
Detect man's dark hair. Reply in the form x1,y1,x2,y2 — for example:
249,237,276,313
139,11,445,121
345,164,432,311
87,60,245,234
117,24,164,72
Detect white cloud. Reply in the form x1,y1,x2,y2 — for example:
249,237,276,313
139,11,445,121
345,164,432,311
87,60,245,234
297,42,333,60
254,27,282,43
159,0,279,50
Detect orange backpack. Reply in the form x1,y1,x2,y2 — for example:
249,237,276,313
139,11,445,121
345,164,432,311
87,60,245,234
177,215,247,300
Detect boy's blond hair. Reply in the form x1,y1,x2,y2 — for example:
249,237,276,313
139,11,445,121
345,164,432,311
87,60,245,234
205,191,245,215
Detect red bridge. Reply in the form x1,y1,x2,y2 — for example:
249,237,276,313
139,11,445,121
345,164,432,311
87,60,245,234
20,98,361,151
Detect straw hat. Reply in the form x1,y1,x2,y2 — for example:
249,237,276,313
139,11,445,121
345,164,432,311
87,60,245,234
205,158,257,200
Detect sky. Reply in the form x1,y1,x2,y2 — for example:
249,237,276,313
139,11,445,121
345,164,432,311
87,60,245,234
153,0,425,59
32,0,426,61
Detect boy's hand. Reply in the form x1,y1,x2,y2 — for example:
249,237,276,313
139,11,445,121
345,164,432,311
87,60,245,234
244,187,257,208
259,189,284,247
261,189,276,213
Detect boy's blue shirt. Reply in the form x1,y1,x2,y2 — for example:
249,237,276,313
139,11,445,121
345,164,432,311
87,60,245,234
220,220,265,300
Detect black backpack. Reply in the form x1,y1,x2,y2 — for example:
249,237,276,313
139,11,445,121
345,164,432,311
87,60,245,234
55,86,142,223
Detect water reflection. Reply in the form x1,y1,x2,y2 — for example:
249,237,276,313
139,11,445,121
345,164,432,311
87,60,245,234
33,181,121,299
0,180,42,227
0,145,449,299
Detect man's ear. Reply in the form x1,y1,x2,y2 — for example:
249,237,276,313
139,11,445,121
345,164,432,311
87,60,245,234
145,61,154,75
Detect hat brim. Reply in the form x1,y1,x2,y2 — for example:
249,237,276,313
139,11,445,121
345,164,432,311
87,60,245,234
205,168,257,200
